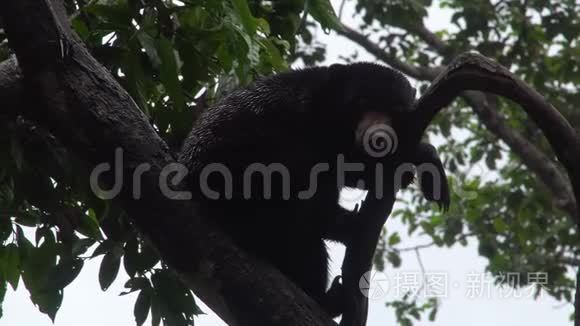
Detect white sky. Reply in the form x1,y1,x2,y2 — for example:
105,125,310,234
1,1,573,326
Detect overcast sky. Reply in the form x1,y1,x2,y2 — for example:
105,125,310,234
1,1,573,326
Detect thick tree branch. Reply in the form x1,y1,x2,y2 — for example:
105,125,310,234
407,6,574,213
411,53,580,224
338,24,579,322
412,52,580,326
0,1,336,325
389,21,576,214
0,56,22,120
337,26,576,217
463,91,576,216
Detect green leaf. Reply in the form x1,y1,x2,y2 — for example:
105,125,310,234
564,290,572,302
88,3,131,28
493,217,508,233
137,242,160,273
20,234,60,320
35,227,54,246
428,305,438,321
71,18,90,40
77,209,102,239
15,211,39,227
16,226,33,261
152,270,200,322
0,278,6,318
92,239,116,258
307,0,343,32
150,296,161,326
123,236,139,278
262,39,287,70
3,244,20,290
137,31,161,68
123,237,159,278
231,0,257,34
72,238,96,256
388,232,401,246
485,152,497,169
34,290,63,322
22,235,57,283
157,37,186,111
409,308,420,320
387,251,402,268
47,258,84,290
99,251,121,291
134,290,151,326
0,216,12,243
123,276,150,293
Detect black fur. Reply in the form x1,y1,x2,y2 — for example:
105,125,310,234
178,63,448,312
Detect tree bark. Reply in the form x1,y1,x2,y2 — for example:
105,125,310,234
0,1,336,325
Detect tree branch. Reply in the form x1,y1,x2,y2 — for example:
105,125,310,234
336,25,576,217
411,52,580,225
0,56,23,120
394,232,475,253
411,52,580,326
394,23,576,213
336,24,442,80
462,91,576,216
0,0,335,325
413,24,451,55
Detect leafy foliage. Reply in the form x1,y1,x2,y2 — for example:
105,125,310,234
337,0,580,323
0,0,340,325
0,0,579,324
